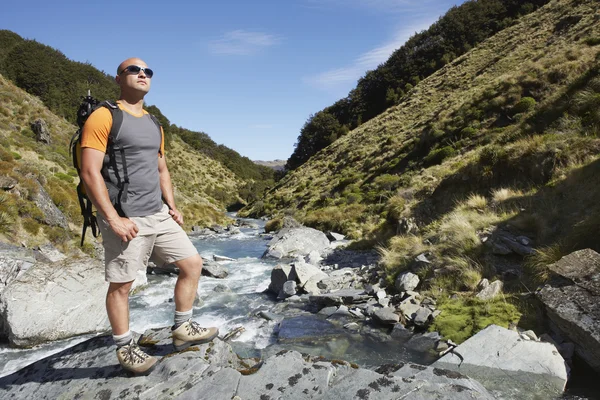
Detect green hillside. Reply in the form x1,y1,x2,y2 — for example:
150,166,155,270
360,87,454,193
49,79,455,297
285,0,551,171
241,0,600,298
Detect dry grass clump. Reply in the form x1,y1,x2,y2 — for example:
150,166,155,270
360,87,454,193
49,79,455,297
462,194,487,210
523,243,564,287
378,234,429,280
491,188,523,203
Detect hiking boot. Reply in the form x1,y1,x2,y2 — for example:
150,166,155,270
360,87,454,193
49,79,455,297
116,339,158,376
172,319,219,351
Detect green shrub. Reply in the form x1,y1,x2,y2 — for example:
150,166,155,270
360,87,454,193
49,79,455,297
54,173,73,183
22,217,41,235
11,152,22,160
264,217,283,233
511,97,536,115
584,37,600,46
458,127,477,139
424,146,456,166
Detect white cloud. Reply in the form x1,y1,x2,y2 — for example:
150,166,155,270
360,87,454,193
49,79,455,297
305,19,436,91
209,30,282,55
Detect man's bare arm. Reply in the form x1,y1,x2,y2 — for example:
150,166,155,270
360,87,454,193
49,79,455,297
80,147,139,242
158,155,183,225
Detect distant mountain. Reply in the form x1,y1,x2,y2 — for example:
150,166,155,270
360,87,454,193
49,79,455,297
253,160,286,171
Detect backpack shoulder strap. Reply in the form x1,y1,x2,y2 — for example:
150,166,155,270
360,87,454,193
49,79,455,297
98,101,123,143
148,114,164,156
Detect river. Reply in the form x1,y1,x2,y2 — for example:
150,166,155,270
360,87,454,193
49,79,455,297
0,216,597,399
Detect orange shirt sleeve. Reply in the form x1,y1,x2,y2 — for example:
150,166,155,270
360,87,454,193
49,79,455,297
80,107,112,152
159,126,165,157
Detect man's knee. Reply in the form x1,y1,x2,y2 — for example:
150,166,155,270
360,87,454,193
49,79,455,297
175,254,203,277
107,281,135,298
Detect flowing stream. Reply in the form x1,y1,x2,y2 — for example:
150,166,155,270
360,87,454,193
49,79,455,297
0,216,597,399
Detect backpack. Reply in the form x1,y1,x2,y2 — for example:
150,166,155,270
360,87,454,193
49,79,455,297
69,91,162,246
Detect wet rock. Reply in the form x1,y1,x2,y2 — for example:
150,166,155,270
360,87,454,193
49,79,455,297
213,284,231,293
268,264,293,294
406,331,441,352
213,254,234,262
372,308,400,325
201,260,229,279
281,280,297,298
433,324,568,398
308,289,371,307
263,225,330,259
343,322,360,331
537,248,600,374
475,280,503,300
395,272,419,292
390,324,413,340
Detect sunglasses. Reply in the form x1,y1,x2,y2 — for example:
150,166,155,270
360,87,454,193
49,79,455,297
119,65,154,78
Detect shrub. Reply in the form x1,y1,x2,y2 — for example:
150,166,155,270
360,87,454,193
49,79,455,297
264,217,283,233
510,97,536,115
424,146,456,166
11,152,22,160
54,173,73,183
463,194,487,210
584,37,600,46
458,127,477,139
22,217,41,235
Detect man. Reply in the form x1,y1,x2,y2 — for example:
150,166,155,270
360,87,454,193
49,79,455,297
80,57,218,376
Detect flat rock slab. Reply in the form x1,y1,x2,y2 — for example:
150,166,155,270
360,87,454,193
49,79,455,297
308,289,370,306
0,328,494,400
433,324,568,399
277,315,344,343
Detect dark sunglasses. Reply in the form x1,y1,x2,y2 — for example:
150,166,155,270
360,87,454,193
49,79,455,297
119,65,154,78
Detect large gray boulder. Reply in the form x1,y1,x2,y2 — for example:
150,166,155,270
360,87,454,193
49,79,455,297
289,261,327,288
0,257,109,347
0,326,494,399
433,324,568,399
263,226,330,259
537,248,600,374
32,180,69,229
268,264,293,294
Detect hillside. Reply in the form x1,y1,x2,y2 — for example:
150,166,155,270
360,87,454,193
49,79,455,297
241,0,600,302
0,73,242,252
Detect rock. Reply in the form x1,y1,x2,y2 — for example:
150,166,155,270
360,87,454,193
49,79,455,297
343,322,360,331
210,225,226,234
372,307,400,325
399,300,421,320
397,217,417,235
492,241,512,255
318,268,360,291
521,330,538,341
475,280,503,300
31,118,50,144
434,340,449,352
213,284,231,293
318,306,338,317
0,176,17,190
268,264,293,294
0,257,109,347
395,271,420,292
201,260,229,279
258,310,280,321
32,180,69,229
406,331,441,352
433,324,568,398
302,273,325,295
0,329,493,399
558,342,575,360
308,289,371,307
376,289,387,300
498,235,534,256
289,261,328,288
413,307,433,327
415,253,431,264
34,244,67,263
212,254,234,262
327,232,346,241
281,280,297,298
537,248,600,374
477,278,490,290
0,244,35,293
305,250,323,266
378,297,390,307
262,225,330,259
390,324,413,340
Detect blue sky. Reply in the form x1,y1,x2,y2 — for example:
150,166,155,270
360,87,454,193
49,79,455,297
2,0,464,161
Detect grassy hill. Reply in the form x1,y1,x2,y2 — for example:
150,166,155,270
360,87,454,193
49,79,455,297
241,0,600,327
0,73,242,252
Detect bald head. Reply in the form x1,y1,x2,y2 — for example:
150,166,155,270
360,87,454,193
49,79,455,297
117,57,147,75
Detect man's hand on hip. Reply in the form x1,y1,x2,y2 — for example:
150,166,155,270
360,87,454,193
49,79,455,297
109,217,139,242
169,208,184,226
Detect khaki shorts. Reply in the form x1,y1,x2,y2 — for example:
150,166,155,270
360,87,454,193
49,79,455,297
98,204,198,283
